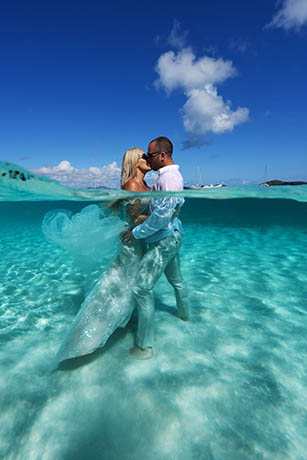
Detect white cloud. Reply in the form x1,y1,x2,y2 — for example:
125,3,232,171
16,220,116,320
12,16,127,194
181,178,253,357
183,84,249,136
32,161,158,189
155,48,236,93
32,161,121,189
89,166,102,175
54,160,76,173
155,47,249,145
267,0,307,30
168,19,189,49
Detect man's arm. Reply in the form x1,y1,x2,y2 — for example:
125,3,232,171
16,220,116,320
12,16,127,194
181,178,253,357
121,198,183,244
132,197,183,240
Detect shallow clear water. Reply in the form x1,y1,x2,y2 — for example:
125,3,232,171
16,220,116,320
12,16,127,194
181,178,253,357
1,195,307,460
1,162,307,459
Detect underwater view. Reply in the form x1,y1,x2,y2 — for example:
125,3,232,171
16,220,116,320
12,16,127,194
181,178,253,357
1,164,307,460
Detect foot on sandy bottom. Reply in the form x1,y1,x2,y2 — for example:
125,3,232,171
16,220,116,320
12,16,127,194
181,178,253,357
174,312,189,321
129,346,153,360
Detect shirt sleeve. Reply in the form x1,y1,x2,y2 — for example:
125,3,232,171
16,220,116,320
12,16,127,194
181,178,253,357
132,197,182,239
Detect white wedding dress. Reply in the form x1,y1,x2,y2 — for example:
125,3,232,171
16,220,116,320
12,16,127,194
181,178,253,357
42,200,149,362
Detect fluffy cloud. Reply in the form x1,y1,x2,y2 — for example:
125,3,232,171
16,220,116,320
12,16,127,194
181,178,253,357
32,160,158,189
155,47,249,146
32,160,121,189
155,48,236,93
267,0,307,30
183,84,249,136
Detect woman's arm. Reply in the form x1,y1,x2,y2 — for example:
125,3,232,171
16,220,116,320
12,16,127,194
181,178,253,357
98,200,121,214
123,179,149,225
126,200,148,226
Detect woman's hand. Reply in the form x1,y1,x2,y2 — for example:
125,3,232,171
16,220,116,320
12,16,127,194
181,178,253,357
121,229,134,245
134,215,148,226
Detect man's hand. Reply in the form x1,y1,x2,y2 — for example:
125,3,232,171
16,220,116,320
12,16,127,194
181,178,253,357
121,229,135,245
173,205,181,219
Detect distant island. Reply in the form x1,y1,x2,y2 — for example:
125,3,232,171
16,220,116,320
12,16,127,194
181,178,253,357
260,180,307,186
86,185,112,190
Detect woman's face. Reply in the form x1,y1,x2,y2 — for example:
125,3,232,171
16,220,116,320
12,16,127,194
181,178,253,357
137,151,151,174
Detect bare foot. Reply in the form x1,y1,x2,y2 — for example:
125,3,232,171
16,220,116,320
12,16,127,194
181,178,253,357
129,346,153,360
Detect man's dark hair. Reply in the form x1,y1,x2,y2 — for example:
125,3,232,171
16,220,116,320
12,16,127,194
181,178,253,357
151,136,173,156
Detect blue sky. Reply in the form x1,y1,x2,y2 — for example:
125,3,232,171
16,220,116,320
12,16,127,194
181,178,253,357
1,0,306,187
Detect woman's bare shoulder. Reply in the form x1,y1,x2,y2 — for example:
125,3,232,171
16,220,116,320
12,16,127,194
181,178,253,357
123,179,142,191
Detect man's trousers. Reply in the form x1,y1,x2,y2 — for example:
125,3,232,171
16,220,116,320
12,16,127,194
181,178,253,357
133,231,190,349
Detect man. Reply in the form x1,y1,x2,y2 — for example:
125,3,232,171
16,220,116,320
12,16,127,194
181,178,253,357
123,136,190,360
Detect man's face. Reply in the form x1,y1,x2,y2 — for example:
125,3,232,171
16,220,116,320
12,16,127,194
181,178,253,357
147,142,163,171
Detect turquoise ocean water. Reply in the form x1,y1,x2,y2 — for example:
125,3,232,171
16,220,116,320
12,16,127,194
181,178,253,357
1,162,307,459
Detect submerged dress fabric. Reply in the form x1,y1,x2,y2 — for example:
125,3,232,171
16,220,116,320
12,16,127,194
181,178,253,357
42,204,126,264
53,199,149,362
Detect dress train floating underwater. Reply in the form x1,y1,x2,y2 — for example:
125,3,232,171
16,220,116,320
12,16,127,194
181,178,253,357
42,202,148,362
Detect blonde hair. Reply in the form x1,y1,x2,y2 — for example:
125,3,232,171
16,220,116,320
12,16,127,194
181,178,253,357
120,147,143,188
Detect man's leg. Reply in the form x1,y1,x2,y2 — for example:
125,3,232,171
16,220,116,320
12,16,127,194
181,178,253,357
164,253,190,320
164,231,190,320
132,237,178,358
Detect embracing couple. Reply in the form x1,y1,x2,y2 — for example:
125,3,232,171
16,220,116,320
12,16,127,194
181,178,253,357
121,136,190,360
57,136,189,362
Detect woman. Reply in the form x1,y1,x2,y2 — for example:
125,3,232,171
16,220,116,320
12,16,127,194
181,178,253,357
56,147,151,362
121,147,150,192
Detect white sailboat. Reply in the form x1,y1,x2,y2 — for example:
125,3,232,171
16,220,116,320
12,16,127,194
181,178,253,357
190,165,225,189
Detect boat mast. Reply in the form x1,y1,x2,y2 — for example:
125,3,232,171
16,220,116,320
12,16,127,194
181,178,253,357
196,165,203,186
264,163,268,183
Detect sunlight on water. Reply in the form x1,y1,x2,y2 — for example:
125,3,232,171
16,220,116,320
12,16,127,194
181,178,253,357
1,192,307,459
